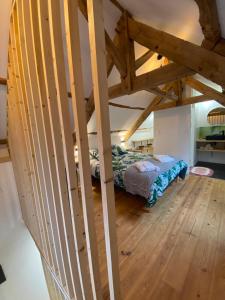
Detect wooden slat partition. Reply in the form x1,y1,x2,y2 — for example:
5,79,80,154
87,1,122,300
63,1,102,299
7,1,122,299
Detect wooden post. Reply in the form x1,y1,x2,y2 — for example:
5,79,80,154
87,0,122,299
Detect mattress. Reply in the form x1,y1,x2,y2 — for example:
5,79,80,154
90,150,188,207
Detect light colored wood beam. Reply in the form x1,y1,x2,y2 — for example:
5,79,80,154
87,0,122,299
147,87,177,102
123,84,173,142
63,0,103,298
184,77,225,106
135,50,154,71
194,0,221,49
154,95,210,111
123,94,163,142
105,31,127,77
128,18,225,87
78,0,126,77
117,11,136,91
108,63,193,99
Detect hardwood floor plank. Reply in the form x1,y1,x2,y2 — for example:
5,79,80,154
93,176,225,300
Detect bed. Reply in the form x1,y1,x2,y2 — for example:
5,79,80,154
90,146,188,207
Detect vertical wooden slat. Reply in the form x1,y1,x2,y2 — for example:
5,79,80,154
12,8,49,260
87,0,122,299
20,0,61,273
63,1,103,299
8,1,124,300
8,42,42,245
10,17,44,251
36,0,85,298
17,0,54,267
7,44,30,230
29,0,74,291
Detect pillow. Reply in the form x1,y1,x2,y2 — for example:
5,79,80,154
89,149,99,161
134,161,160,173
154,155,175,163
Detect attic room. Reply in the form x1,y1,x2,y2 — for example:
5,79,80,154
0,0,225,299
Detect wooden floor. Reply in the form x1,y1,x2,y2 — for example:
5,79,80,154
92,176,225,300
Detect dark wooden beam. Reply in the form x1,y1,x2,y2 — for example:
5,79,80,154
128,18,225,87
0,77,7,86
0,139,7,145
109,0,125,13
109,102,144,110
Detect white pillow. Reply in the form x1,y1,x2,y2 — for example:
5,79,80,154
154,155,175,163
134,161,160,172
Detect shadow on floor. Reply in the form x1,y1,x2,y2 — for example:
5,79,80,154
196,161,225,180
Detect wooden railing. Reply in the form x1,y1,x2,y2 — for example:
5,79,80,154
7,1,121,299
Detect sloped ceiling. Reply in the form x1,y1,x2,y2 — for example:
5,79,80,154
1,0,225,140
82,0,225,140
84,0,204,136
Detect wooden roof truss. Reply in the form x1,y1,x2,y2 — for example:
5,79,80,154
77,0,225,141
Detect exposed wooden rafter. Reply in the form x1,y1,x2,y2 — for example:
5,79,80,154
123,84,173,141
147,87,177,102
128,18,225,87
154,95,210,111
108,63,194,99
105,32,127,77
109,0,125,13
184,77,225,106
194,0,221,49
79,0,225,137
135,50,154,71
116,11,136,91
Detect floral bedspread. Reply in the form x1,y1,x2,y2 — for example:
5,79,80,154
90,150,187,207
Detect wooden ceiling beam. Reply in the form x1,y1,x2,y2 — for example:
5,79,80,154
147,87,177,102
184,77,225,106
78,0,126,77
135,50,154,71
105,32,127,77
128,17,225,87
116,11,135,91
154,95,210,111
109,102,144,110
133,63,194,94
194,0,221,49
78,0,127,123
123,83,173,141
109,0,125,13
0,77,7,85
108,63,193,99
